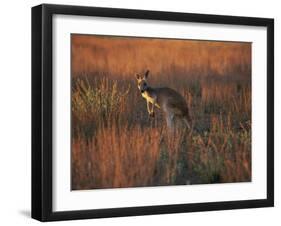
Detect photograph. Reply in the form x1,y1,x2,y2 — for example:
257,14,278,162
71,34,252,190
30,3,274,221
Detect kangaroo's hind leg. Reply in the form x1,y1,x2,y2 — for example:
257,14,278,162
183,117,191,130
166,112,175,132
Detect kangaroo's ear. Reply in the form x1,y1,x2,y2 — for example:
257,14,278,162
135,74,141,80
144,70,150,79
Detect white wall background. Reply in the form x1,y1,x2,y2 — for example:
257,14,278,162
0,0,279,225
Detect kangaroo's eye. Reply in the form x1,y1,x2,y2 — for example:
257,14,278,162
143,83,147,86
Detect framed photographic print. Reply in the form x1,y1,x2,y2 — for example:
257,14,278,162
32,4,274,221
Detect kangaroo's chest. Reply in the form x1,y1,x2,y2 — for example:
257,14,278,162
141,92,154,103
141,91,160,108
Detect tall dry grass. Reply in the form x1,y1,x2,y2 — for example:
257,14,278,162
72,35,251,80
71,34,251,190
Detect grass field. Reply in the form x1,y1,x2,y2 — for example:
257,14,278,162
71,34,251,190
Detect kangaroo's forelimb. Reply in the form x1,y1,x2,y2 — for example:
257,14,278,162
147,101,155,117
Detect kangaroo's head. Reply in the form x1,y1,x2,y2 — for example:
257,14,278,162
135,70,149,93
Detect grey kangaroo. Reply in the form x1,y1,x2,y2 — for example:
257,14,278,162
136,70,191,130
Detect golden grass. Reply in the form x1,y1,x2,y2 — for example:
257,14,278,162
72,35,251,80
72,124,162,189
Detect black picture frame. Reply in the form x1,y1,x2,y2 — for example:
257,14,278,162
32,4,274,222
